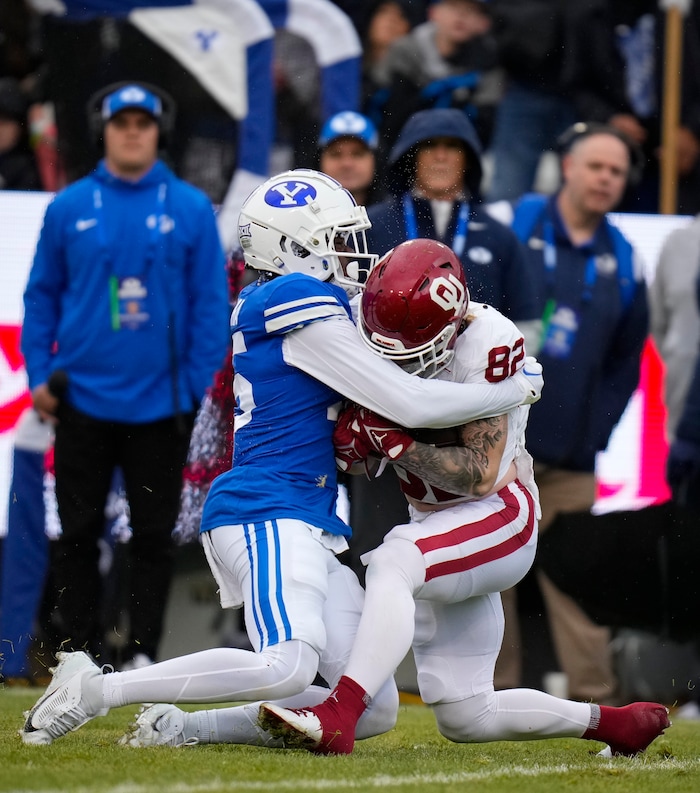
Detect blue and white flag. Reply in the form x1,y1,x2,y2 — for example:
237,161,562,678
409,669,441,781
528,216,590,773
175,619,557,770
28,0,361,247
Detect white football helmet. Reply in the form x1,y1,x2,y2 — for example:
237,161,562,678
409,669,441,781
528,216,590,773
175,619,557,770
237,169,378,290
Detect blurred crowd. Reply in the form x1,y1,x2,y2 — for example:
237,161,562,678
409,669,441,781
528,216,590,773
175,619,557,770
4,0,700,214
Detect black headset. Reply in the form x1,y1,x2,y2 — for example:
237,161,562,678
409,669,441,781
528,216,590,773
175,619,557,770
555,121,646,188
86,81,177,149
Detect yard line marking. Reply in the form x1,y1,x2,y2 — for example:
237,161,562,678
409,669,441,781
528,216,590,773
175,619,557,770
13,757,700,793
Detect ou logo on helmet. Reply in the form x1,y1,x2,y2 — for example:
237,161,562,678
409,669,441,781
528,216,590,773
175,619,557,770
429,273,466,313
265,181,317,208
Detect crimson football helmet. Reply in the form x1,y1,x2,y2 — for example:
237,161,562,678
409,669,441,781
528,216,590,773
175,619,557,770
359,238,469,378
237,169,377,292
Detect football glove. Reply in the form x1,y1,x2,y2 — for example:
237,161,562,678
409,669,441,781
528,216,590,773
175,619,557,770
335,405,415,466
333,405,374,472
514,355,544,405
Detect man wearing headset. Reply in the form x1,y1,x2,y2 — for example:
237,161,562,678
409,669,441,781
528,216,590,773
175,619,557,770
21,82,230,671
489,122,650,705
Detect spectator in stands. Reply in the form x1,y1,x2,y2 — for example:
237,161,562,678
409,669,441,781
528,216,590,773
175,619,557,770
21,82,230,670
567,1,700,214
491,122,649,703
650,216,700,443
367,107,540,344
359,0,423,77
359,0,426,163
0,76,41,190
318,110,384,205
485,0,577,201
373,0,502,156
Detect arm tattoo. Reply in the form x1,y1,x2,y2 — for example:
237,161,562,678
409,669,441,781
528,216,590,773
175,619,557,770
398,415,507,497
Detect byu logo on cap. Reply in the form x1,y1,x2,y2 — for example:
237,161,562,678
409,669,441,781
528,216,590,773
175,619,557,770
101,84,162,121
119,86,148,104
265,180,317,208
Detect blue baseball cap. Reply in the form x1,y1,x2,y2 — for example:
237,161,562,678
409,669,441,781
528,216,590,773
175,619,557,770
101,84,162,122
319,111,379,151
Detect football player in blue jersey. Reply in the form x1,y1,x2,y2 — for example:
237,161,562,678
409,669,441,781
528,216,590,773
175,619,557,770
20,170,544,748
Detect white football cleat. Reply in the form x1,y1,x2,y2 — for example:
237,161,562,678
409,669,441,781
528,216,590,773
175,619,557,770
120,704,198,747
20,651,107,745
258,703,324,751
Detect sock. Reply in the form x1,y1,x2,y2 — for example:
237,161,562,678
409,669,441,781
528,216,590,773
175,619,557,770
310,676,371,754
83,672,107,714
582,702,670,755
192,710,212,743
328,676,371,724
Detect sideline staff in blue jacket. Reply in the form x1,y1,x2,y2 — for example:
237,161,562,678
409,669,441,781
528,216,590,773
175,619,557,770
21,83,230,668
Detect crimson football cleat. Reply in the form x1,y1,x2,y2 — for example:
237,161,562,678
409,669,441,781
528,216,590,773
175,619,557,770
258,703,355,755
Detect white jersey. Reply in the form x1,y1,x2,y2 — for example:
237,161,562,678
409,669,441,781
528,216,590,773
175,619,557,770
394,302,539,510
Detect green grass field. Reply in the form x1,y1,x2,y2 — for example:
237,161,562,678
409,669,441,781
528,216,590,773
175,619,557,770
1,689,699,793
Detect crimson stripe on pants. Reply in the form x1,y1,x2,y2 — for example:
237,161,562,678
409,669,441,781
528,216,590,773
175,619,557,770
418,481,536,582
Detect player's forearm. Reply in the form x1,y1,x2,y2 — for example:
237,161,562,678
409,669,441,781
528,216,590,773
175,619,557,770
399,415,507,498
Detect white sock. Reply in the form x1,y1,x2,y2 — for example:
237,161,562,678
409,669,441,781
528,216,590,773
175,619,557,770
192,684,332,745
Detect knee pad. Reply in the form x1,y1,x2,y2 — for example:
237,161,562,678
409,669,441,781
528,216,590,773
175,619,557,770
364,538,424,591
433,691,497,743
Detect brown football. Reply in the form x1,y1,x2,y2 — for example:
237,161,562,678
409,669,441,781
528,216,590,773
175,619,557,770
409,426,464,447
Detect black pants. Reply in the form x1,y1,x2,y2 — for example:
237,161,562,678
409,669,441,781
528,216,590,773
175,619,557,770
52,404,193,662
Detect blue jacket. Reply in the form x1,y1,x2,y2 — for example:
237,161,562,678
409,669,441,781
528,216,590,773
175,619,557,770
22,159,230,423
513,194,649,470
368,108,538,322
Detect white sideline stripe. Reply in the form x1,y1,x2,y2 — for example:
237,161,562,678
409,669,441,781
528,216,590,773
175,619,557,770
18,758,700,793
264,304,346,332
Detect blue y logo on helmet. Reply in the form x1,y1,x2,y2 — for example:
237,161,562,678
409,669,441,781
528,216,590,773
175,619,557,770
265,180,317,208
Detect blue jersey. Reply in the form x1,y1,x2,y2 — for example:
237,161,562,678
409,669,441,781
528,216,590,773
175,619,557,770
201,274,353,537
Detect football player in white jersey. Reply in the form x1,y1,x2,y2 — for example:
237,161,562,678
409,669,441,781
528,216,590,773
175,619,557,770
259,238,670,757
20,172,545,748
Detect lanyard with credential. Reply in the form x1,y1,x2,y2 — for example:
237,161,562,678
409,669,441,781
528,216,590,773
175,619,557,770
541,218,598,329
94,183,167,274
402,193,469,258
94,183,167,329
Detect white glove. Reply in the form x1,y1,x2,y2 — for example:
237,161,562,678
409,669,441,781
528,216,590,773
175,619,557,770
514,356,544,405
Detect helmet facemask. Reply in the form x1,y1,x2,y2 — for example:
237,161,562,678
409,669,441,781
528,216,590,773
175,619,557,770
359,320,460,379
